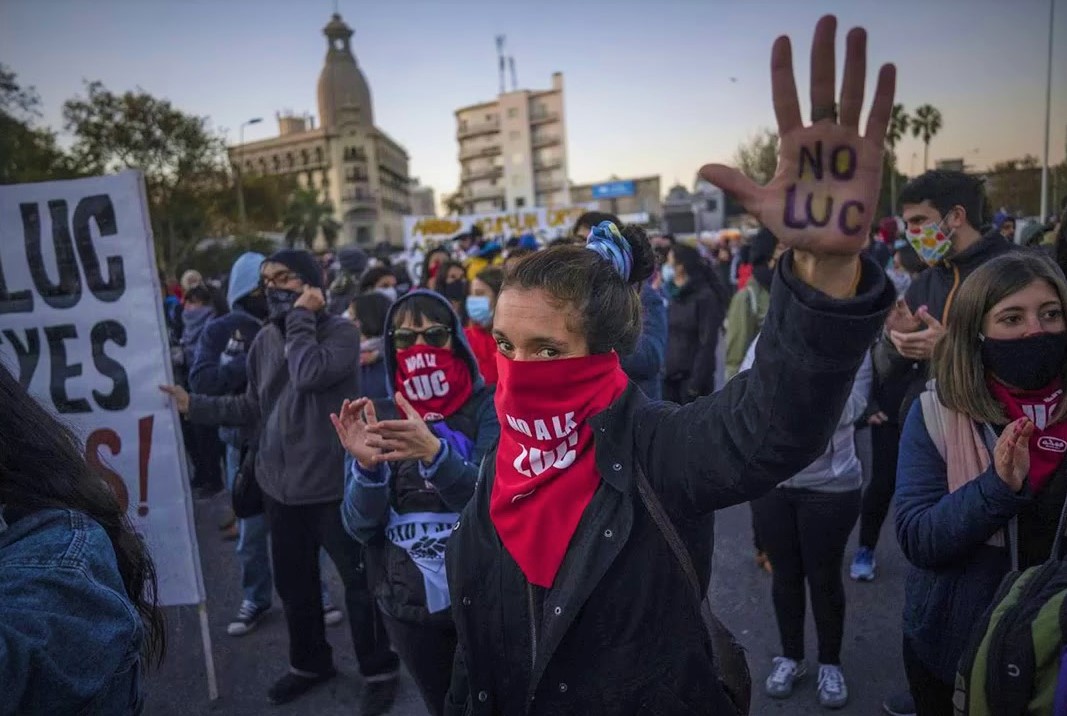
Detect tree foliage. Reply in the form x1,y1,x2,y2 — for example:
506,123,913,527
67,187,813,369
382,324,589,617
910,105,943,172
733,129,779,186
0,65,81,184
283,187,340,249
62,81,229,269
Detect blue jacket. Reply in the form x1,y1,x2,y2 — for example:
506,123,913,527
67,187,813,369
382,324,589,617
621,282,667,400
0,508,144,715
189,252,264,446
894,401,1031,683
342,290,499,621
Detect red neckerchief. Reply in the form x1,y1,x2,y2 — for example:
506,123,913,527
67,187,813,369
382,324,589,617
489,352,629,587
988,378,1067,492
394,345,473,421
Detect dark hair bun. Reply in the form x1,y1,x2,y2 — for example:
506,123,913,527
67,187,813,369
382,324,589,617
621,224,655,285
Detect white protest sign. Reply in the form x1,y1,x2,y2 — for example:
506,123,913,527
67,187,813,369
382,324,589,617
402,204,596,254
0,170,205,607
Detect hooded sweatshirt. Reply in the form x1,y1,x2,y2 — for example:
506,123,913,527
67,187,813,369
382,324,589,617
341,290,500,619
742,335,872,491
189,252,266,447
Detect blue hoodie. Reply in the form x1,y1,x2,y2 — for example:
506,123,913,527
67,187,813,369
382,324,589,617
189,252,265,446
341,290,500,616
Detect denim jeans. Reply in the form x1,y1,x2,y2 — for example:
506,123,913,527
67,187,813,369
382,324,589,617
225,444,335,611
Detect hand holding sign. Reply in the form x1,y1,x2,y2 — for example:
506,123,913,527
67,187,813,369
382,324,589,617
331,397,381,469
159,384,190,413
700,16,896,296
365,392,443,466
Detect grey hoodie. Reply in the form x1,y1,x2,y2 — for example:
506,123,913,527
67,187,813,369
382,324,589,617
187,306,360,505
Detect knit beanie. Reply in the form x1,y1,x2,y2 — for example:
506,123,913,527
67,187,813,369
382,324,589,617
266,248,323,288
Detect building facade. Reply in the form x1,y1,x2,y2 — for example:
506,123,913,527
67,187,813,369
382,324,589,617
455,73,570,214
228,13,411,247
570,176,662,225
409,180,437,217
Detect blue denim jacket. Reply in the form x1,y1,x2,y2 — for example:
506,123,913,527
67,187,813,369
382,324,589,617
0,508,144,715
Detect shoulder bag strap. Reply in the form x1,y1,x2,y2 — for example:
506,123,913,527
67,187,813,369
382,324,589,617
634,463,701,600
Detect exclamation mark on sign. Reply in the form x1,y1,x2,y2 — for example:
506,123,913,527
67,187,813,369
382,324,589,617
138,415,154,516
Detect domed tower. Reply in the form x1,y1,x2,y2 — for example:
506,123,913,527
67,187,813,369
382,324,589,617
316,13,373,130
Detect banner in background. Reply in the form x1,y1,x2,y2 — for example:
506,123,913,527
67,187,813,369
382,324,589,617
0,170,204,606
402,205,595,254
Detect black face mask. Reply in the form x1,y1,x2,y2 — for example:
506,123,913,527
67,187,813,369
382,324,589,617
240,292,269,321
441,280,468,303
266,288,300,326
981,331,1067,391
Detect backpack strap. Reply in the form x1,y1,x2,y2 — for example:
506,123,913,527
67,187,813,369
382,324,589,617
634,465,701,600
920,389,948,462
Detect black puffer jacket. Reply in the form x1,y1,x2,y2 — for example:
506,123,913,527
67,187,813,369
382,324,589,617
444,252,894,716
664,279,725,397
874,234,1015,424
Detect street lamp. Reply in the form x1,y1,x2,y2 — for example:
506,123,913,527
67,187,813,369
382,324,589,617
237,117,263,235
1039,0,1055,220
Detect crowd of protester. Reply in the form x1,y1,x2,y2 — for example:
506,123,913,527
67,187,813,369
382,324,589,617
6,13,1067,716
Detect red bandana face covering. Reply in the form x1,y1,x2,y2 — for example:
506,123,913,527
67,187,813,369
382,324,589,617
490,352,629,587
988,378,1067,493
394,345,473,421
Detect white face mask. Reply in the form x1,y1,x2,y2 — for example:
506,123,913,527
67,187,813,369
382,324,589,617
376,286,398,303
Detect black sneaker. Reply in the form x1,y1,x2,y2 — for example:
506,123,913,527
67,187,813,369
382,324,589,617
883,689,916,716
227,600,269,637
360,672,399,716
267,669,336,705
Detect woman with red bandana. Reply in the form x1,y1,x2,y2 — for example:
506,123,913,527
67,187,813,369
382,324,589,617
341,15,898,715
895,251,1067,715
335,289,500,716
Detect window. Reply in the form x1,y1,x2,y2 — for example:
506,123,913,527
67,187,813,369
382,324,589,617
485,113,493,121
705,198,719,212
507,107,518,118
516,197,526,208
459,120,468,131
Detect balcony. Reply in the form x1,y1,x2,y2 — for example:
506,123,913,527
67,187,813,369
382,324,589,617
340,191,377,209
534,157,562,171
531,134,560,149
529,110,559,126
462,166,504,183
459,144,503,161
535,179,564,193
457,119,501,139
468,184,505,200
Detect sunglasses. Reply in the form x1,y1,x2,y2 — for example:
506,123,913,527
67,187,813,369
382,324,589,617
391,325,452,349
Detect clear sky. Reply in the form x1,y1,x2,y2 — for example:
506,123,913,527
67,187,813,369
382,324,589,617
3,0,1065,207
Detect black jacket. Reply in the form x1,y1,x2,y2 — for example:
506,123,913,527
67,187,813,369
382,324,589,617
874,234,1015,424
444,253,894,716
664,279,725,397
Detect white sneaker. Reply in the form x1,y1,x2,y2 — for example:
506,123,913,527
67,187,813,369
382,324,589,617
765,656,807,699
817,664,849,709
227,600,269,636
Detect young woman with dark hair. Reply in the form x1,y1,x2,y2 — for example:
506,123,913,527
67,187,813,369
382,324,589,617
359,266,399,303
432,261,470,321
0,362,165,713
336,290,500,716
352,291,395,401
421,245,452,288
663,242,728,403
895,252,1067,715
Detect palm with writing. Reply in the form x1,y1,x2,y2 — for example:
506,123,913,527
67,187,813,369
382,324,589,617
702,16,896,262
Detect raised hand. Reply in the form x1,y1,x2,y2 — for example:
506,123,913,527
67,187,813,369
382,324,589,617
330,398,380,469
701,16,895,262
365,392,442,466
994,417,1034,493
890,306,946,361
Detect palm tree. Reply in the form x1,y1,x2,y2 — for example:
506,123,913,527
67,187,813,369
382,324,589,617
283,188,340,250
885,104,910,211
910,105,943,172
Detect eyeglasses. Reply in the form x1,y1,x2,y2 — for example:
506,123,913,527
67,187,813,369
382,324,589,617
261,271,300,288
391,326,452,349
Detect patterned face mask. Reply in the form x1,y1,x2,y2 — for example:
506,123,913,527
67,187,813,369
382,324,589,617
905,213,955,265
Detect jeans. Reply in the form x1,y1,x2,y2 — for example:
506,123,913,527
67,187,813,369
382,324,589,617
858,422,901,550
752,487,861,665
263,494,398,677
903,636,955,716
382,613,457,716
225,445,333,611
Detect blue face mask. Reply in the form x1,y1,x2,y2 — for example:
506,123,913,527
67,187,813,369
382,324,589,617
661,263,676,285
465,295,492,325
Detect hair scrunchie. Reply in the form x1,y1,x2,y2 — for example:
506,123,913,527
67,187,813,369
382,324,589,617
585,221,633,281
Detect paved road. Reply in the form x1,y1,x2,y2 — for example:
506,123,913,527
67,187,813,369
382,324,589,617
145,481,907,715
